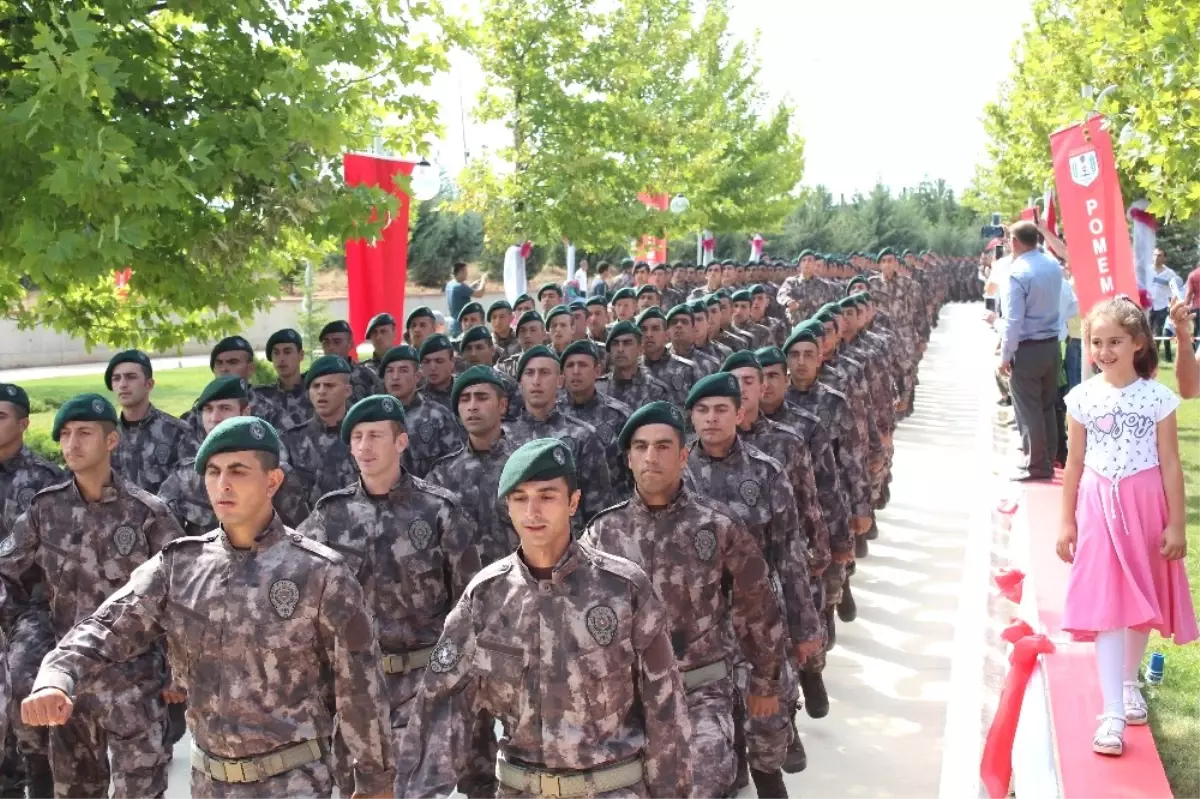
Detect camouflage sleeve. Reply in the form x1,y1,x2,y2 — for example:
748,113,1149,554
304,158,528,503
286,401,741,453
294,508,328,545
835,402,871,517
272,470,313,528
631,583,693,798
723,518,785,698
441,503,481,600
316,565,395,796
0,511,41,631
790,447,830,574
577,436,615,526
812,435,853,558
32,554,170,697
176,425,200,460
766,471,820,645
145,506,185,554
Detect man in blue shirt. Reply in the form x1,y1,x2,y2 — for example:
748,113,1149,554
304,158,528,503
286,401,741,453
999,221,1063,481
445,261,486,337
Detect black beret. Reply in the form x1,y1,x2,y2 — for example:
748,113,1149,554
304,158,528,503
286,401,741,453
515,310,545,331
617,401,685,451
585,295,608,309
0,384,29,414
636,284,659,298
516,345,559,379
486,299,513,320
456,302,485,323
730,290,753,304
418,334,454,360
545,305,572,325
459,325,494,349
406,306,436,328
451,365,506,415
304,354,352,388
52,393,117,441
537,283,562,299
635,307,666,327
665,304,693,324
605,320,641,348
196,375,249,409
194,416,279,474
340,394,406,443
104,349,152,390
365,312,396,336
265,328,303,357
377,345,419,376
497,438,576,498
513,293,534,307
754,346,786,369
784,320,825,353
611,287,636,303
319,320,353,340
685,372,742,411
560,339,601,364
209,336,254,371
721,350,762,373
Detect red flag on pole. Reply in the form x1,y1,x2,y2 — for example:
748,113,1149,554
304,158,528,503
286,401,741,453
1042,187,1058,236
1019,206,1038,223
343,153,414,347
636,192,670,266
1049,117,1138,317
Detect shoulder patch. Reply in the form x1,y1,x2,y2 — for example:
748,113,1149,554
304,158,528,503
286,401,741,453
313,484,358,508
162,531,221,553
463,555,516,596
585,498,632,527
411,476,459,506
581,542,650,587
125,482,172,515
742,441,784,474
30,477,73,505
288,533,346,564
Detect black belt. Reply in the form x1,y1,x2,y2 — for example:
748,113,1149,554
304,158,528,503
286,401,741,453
1017,337,1058,348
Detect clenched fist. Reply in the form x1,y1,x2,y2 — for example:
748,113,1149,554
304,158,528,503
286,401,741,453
22,688,74,727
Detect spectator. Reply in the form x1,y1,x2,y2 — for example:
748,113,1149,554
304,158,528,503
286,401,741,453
1169,298,1199,398
445,262,486,337
591,262,612,300
1185,261,1200,344
999,220,1063,481
1149,248,1184,363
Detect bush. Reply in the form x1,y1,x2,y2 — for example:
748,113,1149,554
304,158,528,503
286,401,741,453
25,429,63,467
252,359,278,386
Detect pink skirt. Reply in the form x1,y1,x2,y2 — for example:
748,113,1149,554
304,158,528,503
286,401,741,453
1062,466,1198,644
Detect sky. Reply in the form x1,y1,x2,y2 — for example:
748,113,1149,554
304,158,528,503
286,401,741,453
424,0,1034,198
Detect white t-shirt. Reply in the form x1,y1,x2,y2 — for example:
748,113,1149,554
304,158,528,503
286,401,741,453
1065,376,1180,480
1149,268,1184,311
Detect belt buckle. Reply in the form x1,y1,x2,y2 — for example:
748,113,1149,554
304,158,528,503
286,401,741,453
538,773,562,798
223,761,246,784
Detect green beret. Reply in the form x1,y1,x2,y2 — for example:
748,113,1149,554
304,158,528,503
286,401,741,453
635,307,666,327
340,394,406,443
605,320,642,348
194,416,280,474
304,354,352,388
568,300,586,313
720,259,734,266
784,321,825,353
818,301,844,317
813,308,837,326
196,375,249,409
451,365,506,415
619,258,635,269
456,302,484,323
730,290,752,304
847,275,871,293
515,310,545,331
419,334,453,360
209,336,255,371
636,284,659,298
877,247,895,260
513,293,533,307
651,263,668,273
703,294,721,308
537,283,561,299
377,345,419,375
406,306,435,328
365,312,396,336
265,328,303,357
0,384,29,414
618,401,684,451
516,345,559,379
837,295,860,311
665,304,693,324
634,261,650,271
497,437,576,498
545,305,572,325
52,393,117,441
900,249,913,258
714,289,731,301
755,346,786,369
560,339,601,364
459,325,494,349
721,350,762,373
688,300,708,315
749,284,766,296
319,320,352,340
104,349,152,390
486,299,513,320
685,372,741,411
585,295,608,309
611,287,636,303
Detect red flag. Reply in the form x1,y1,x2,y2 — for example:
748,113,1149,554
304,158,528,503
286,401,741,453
1042,188,1057,236
636,192,670,266
343,154,413,345
1019,206,1038,223
1049,117,1138,317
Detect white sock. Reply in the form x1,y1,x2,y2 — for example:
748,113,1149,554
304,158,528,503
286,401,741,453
1094,629,1125,717
1124,628,1151,683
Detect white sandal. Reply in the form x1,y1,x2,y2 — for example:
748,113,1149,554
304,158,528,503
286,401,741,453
1093,713,1127,756
1124,681,1149,726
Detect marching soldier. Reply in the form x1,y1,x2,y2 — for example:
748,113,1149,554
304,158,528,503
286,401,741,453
417,335,457,412
635,284,660,313
584,296,610,347
458,326,525,422
404,307,438,353
545,305,575,357
665,305,720,376
557,340,633,495
609,287,638,325
730,291,772,349
377,346,466,478
637,308,704,407
318,321,386,402
363,313,398,373
713,291,753,352
596,322,672,409
487,301,520,362
255,329,313,429
497,312,550,379
693,297,735,365
537,283,563,316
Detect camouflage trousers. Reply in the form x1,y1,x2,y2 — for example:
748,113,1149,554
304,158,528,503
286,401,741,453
822,563,847,610
0,611,54,795
800,576,829,674
686,679,737,798
190,756,334,799
456,708,499,799
49,678,168,798
733,655,796,773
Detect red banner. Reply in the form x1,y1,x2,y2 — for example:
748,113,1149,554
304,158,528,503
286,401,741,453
1049,117,1138,316
343,154,413,347
636,192,669,266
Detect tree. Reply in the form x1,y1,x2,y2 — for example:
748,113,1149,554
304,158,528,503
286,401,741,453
408,177,484,287
0,0,449,350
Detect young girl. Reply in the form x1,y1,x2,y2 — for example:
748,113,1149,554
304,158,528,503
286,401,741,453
1059,296,1196,756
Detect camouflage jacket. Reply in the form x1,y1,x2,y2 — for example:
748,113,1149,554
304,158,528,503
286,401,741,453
182,387,283,442
775,276,825,323
113,405,199,494
643,353,704,407
420,382,455,414
683,439,820,644
278,415,359,522
491,331,522,362
32,516,395,795
787,382,870,517
398,541,692,798
846,334,898,436
738,415,830,574
733,322,772,350
582,487,784,697
694,339,734,366
425,434,520,568
502,409,615,529
658,287,688,312
398,393,465,479
820,355,881,455
252,382,313,431
668,344,721,377
350,362,386,404
597,367,672,411
557,390,632,496
157,458,217,537
755,315,789,348
715,327,752,353
0,446,63,534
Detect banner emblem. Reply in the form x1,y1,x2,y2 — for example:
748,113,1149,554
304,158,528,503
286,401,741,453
1068,150,1099,187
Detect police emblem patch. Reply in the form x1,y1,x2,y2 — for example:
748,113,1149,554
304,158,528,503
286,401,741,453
155,443,171,465
739,479,761,507
408,519,433,551
4,385,14,396
113,525,138,556
552,446,566,465
17,488,35,509
91,399,105,414
381,397,396,414
249,421,265,440
586,605,618,646
694,527,717,562
0,536,14,557
419,422,434,443
596,422,614,442
269,579,300,619
430,638,460,673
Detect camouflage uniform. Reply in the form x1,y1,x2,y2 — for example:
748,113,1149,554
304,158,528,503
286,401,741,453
113,405,199,494
787,382,871,519
426,434,521,568
695,339,733,367
397,541,693,799
715,327,753,353
491,331,522,361
775,277,825,324
733,322,772,350
32,515,396,798
502,410,615,529
398,393,465,479
277,415,359,523
658,286,687,312
643,354,704,408
557,391,633,496
582,487,786,795
421,382,455,414
0,474,182,798
252,382,312,430
668,344,721,377
298,475,481,795
157,458,217,537
182,387,284,443
350,361,386,403
596,367,672,411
